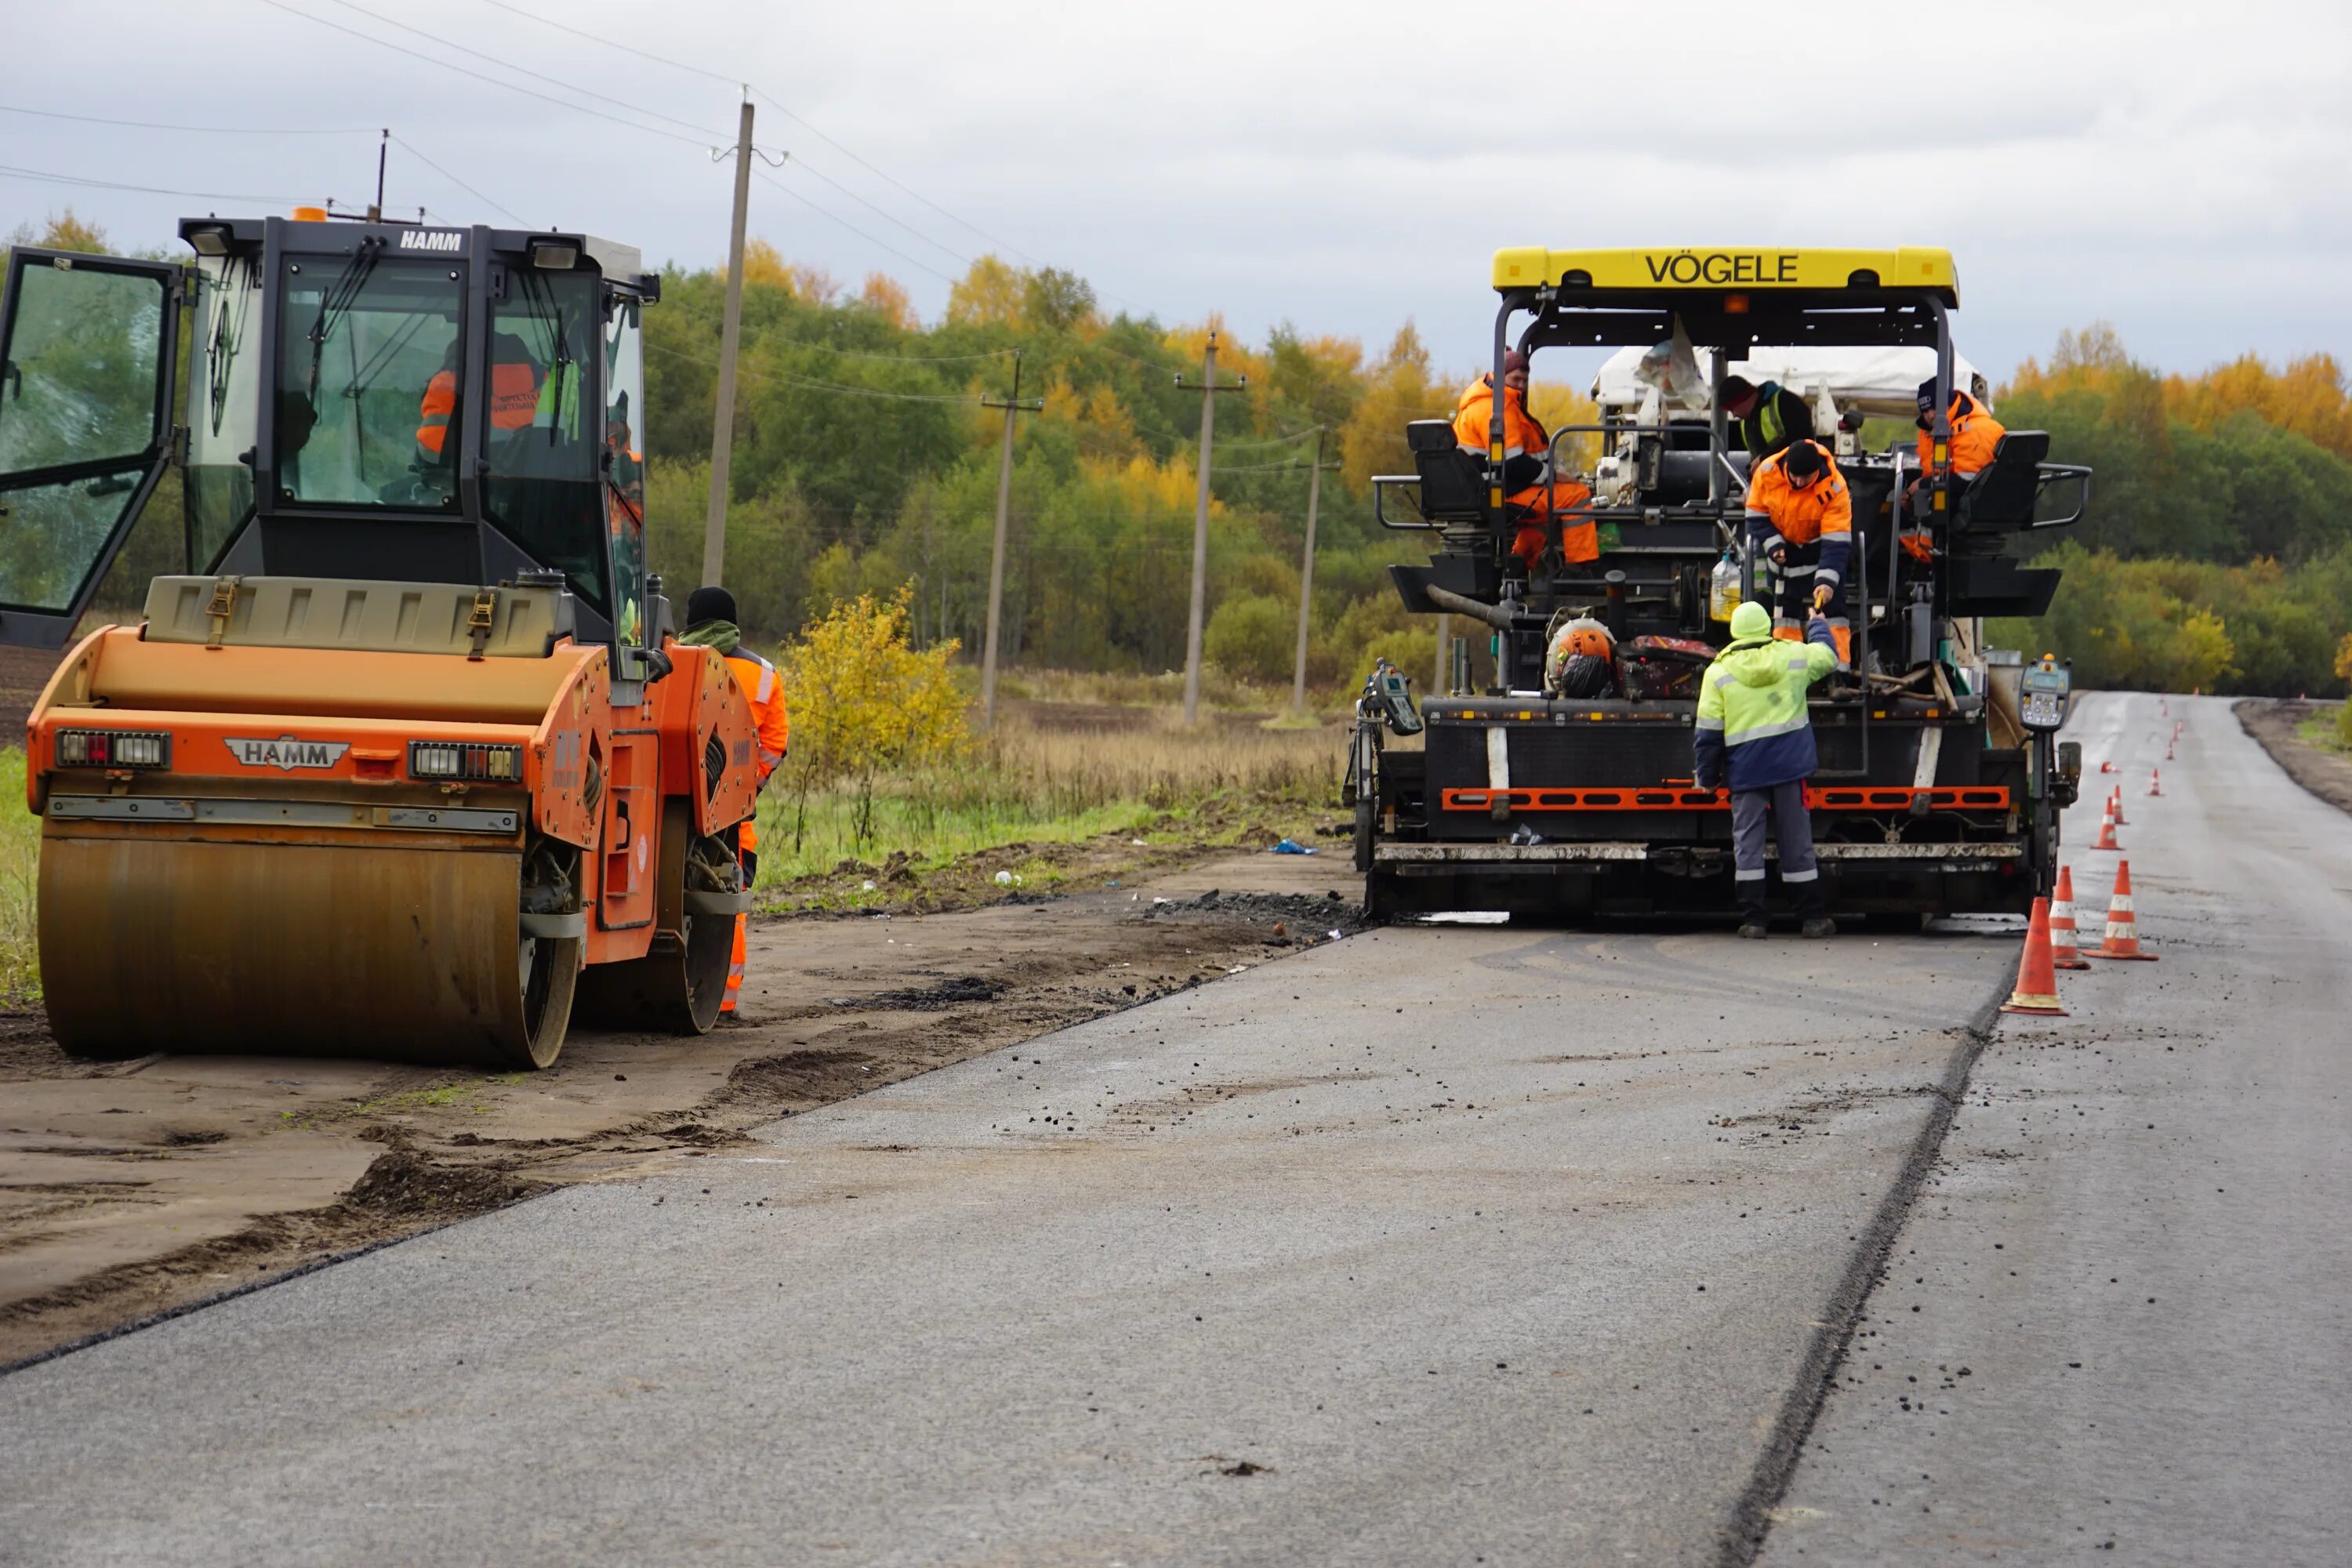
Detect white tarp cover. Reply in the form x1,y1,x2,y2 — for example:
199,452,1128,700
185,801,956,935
1588,344,1988,419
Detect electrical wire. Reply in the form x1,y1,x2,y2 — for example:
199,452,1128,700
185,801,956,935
0,103,379,135
314,0,729,142
477,0,740,87
0,161,320,205
753,170,958,285
785,155,970,268
746,86,1037,270
257,0,724,151
387,133,523,223
647,339,983,404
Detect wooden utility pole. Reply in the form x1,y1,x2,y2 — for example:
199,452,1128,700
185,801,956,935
1290,426,1338,714
978,350,1042,730
1175,330,1247,724
702,96,756,586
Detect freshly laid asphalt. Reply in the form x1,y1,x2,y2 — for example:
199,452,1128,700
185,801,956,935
1759,693,2352,1566
1,693,2343,1566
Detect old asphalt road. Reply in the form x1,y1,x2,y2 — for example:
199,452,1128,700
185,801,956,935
1759,691,2352,1565
1,695,2334,1566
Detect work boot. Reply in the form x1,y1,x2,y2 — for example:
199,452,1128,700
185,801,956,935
1738,922,1769,940
1801,916,1838,939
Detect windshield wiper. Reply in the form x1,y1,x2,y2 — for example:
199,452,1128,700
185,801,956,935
307,236,384,401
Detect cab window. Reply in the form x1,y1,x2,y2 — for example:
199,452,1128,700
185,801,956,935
482,269,604,613
271,255,463,510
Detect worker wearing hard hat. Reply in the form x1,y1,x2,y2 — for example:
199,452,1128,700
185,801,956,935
1899,379,2008,557
1744,437,1853,666
1694,600,1839,940
1719,376,1815,463
677,586,791,1016
1454,349,1595,569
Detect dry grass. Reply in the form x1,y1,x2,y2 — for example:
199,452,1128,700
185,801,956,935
0,750,38,999
755,706,1347,888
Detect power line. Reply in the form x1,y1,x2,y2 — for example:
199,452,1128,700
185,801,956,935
786,154,970,269
0,161,324,206
753,169,958,285
0,103,379,136
387,133,522,223
647,339,982,404
477,0,741,87
257,0,724,151
746,86,1039,270
315,0,729,141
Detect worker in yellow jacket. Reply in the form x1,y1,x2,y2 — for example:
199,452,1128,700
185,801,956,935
678,586,789,1015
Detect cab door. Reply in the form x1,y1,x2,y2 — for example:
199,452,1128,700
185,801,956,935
0,248,182,647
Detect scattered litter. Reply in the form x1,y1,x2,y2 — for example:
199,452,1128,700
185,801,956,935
861,879,877,891
995,870,1014,886
1130,838,1148,847
1270,838,1317,855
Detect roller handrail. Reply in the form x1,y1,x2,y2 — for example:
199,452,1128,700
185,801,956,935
1371,474,1444,531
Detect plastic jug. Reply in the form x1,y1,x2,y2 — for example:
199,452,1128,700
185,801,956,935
1709,550,1742,623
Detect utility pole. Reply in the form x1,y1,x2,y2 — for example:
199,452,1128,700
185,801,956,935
978,350,1042,730
1290,426,1338,715
702,96,756,587
1174,330,1247,725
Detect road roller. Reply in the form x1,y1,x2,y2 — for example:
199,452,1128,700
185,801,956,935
0,214,761,1066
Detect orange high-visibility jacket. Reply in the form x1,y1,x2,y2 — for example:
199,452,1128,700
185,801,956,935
1509,477,1597,565
416,361,542,456
1915,393,2006,478
1744,441,1853,586
1452,375,1550,460
720,648,790,853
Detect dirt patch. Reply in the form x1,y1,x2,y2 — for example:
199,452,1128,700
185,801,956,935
2236,699,2352,817
0,851,1361,1367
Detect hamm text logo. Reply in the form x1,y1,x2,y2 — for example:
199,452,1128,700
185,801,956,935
226,736,350,771
397,230,464,253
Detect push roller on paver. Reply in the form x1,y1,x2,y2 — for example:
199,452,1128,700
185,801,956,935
0,216,761,1066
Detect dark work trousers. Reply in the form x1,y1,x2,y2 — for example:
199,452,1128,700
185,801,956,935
1730,779,1823,922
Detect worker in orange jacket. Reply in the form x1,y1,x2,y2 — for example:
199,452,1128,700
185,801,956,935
1454,349,1595,568
1900,379,2008,560
1744,438,1854,667
415,336,543,461
678,586,789,1015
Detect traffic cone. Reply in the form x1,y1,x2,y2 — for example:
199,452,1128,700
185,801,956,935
2001,897,2069,1015
2165,738,2175,760
2091,802,2120,851
2110,786,2128,826
2049,866,2090,970
2089,860,2158,961
2100,759,2118,774
2147,768,2162,797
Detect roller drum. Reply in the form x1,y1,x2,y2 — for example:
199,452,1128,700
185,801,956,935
38,833,578,1068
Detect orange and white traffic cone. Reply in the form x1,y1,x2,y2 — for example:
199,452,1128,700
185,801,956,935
2147,769,2162,797
2110,786,2128,826
2049,866,2090,970
2165,738,2176,760
2001,896,2069,1016
2091,802,2121,851
2089,860,2158,961
2100,759,2118,774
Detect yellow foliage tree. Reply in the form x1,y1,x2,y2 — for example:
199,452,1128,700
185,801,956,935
779,585,968,848
1340,322,1443,495
858,271,918,331
946,255,1025,326
728,239,838,305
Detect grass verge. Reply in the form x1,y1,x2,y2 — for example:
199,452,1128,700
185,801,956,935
0,751,35,1000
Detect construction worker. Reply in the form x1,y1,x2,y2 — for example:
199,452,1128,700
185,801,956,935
1454,350,1595,568
416,334,543,463
1900,378,2007,550
1719,375,1814,463
677,586,789,1015
1694,599,1839,940
1744,437,1853,666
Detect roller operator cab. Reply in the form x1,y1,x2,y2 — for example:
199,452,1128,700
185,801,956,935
1357,246,2090,923
0,216,764,1068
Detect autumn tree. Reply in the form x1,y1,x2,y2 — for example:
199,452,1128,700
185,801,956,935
778,585,967,848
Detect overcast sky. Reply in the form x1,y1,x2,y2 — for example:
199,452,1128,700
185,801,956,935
6,0,2347,387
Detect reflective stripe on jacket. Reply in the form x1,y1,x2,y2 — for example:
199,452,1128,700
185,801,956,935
720,648,789,854
1915,393,2005,478
1452,375,1550,462
1692,620,1838,793
1744,440,1853,586
416,361,541,456
1742,383,1814,460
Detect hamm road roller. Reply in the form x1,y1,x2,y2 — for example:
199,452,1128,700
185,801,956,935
0,214,760,1065
1356,245,2089,922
